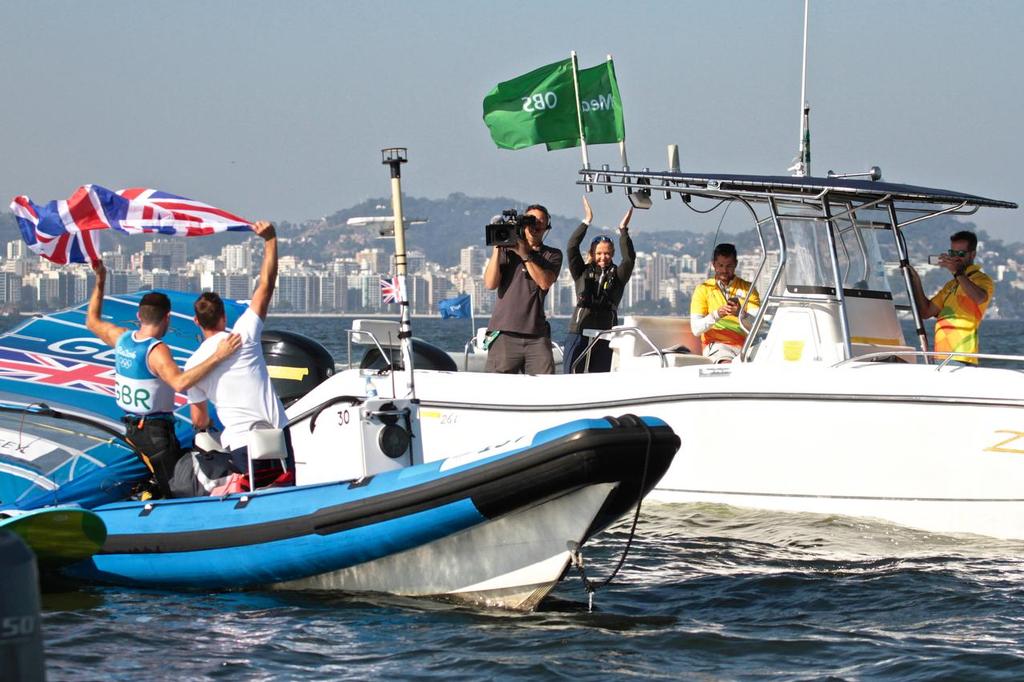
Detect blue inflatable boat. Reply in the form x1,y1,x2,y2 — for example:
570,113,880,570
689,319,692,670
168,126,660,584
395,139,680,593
0,294,680,609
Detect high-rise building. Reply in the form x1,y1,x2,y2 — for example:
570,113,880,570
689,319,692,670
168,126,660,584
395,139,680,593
0,272,23,305
6,240,26,261
223,242,253,274
329,258,360,277
680,254,699,274
145,239,187,270
645,252,675,297
460,245,487,276
424,272,456,310
356,248,389,275
464,278,495,315
276,274,314,312
316,274,348,312
404,250,426,275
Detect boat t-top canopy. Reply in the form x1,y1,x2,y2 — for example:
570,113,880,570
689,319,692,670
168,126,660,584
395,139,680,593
577,165,1016,364
579,168,1018,216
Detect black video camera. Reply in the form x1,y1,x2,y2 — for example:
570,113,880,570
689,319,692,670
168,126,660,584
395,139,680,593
485,209,537,247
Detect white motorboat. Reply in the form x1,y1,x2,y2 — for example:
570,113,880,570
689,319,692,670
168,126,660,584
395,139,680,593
294,169,1023,541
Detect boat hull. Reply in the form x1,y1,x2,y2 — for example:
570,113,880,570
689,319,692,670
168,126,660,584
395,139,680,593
300,362,1024,540
273,483,615,609
63,416,678,610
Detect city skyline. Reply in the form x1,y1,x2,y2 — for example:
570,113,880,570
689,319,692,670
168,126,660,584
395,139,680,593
4,228,1020,320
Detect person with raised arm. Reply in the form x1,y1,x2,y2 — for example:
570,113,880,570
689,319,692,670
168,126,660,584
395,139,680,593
562,196,635,373
185,222,288,477
86,262,241,498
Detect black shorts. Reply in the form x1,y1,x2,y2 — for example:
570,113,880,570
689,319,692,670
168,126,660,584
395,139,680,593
122,415,183,499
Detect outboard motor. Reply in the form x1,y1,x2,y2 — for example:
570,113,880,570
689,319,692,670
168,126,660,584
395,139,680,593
360,338,457,372
261,330,336,405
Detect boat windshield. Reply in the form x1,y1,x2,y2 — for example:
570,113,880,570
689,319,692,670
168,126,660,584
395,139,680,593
776,215,891,295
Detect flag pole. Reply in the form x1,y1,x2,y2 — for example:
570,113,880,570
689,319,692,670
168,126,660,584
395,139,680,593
609,54,629,170
570,51,590,171
381,147,415,398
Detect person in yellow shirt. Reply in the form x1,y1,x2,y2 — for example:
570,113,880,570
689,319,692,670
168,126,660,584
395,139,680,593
690,243,760,363
908,230,994,365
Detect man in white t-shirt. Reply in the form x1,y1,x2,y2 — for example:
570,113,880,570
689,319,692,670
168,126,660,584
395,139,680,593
185,221,285,455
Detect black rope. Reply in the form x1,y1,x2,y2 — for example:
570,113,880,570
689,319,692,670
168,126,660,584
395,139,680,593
682,195,729,215
570,416,654,610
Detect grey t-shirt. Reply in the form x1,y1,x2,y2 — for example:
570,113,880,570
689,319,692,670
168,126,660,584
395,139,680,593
487,244,563,336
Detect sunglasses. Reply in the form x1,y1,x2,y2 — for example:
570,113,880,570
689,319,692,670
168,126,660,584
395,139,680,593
590,236,613,246
947,249,970,258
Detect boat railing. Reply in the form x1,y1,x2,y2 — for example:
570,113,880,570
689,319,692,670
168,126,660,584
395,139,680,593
461,334,484,372
344,328,394,370
834,350,1024,370
588,326,669,369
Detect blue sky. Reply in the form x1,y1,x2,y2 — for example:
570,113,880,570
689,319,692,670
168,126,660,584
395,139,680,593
2,1,1021,240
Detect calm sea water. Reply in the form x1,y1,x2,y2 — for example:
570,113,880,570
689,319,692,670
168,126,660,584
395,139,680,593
15,316,1024,680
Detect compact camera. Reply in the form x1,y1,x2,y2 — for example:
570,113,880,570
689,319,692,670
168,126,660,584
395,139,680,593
485,209,537,247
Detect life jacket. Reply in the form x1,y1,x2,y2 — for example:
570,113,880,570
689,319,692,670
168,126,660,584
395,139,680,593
571,264,623,333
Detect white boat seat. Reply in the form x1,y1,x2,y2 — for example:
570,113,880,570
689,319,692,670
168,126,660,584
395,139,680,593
194,430,225,453
247,422,288,490
608,316,710,370
351,319,402,347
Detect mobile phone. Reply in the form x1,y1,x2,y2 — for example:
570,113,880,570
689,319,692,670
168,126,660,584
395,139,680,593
927,254,944,265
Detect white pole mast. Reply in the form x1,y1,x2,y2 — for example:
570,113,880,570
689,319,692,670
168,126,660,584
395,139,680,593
570,51,590,170
609,53,628,170
794,0,811,177
381,147,415,398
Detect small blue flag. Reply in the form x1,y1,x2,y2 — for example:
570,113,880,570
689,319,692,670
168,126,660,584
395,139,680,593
438,293,471,319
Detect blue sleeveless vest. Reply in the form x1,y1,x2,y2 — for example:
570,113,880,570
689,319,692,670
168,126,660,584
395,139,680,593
114,331,175,415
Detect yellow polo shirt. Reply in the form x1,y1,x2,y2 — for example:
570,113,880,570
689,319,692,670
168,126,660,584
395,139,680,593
690,277,761,348
929,264,994,364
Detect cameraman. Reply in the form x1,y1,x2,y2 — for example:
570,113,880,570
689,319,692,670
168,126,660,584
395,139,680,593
483,204,563,374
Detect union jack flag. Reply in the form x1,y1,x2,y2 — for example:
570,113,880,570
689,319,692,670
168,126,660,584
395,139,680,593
380,275,404,304
0,347,116,396
0,347,187,405
10,185,254,265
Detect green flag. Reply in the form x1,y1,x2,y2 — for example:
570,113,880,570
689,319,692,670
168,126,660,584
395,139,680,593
545,60,625,151
482,59,579,150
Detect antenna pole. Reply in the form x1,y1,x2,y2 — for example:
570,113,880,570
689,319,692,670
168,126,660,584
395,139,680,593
794,0,811,176
381,147,415,398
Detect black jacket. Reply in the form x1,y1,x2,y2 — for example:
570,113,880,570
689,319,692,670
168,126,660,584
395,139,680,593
566,222,635,334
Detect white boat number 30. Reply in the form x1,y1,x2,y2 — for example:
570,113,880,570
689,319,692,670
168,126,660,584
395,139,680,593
985,430,1024,454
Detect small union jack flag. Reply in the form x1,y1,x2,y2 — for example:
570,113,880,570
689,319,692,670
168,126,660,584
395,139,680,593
380,275,404,304
10,185,254,265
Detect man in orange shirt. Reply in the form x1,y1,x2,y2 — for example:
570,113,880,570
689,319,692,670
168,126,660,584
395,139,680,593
908,230,994,365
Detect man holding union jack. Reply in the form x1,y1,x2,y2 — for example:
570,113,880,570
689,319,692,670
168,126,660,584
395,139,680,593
86,263,242,499
185,222,288,485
